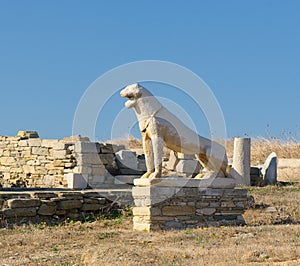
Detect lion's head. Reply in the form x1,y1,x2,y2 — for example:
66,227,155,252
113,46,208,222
120,83,141,108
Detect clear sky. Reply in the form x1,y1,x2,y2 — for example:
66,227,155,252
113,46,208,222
0,1,299,141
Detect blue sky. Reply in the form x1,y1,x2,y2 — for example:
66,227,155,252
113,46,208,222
0,1,299,141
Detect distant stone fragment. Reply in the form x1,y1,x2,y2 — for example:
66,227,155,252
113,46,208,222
262,152,277,185
17,130,39,139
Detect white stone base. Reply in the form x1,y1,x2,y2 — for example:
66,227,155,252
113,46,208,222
64,173,88,189
134,176,236,189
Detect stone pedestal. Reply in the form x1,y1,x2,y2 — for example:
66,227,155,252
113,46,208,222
132,177,247,231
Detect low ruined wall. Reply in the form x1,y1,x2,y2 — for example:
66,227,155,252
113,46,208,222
0,190,122,226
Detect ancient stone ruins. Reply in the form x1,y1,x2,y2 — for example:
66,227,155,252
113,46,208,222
0,84,278,230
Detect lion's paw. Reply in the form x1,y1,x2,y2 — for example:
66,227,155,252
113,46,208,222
149,172,161,179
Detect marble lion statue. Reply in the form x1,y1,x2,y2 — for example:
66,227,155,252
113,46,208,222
120,83,230,179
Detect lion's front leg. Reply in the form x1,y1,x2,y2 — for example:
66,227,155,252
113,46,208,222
148,136,164,179
140,133,155,179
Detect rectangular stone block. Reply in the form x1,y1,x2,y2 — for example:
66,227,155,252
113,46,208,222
52,142,67,150
132,207,161,216
38,204,56,215
88,175,105,185
176,160,200,174
32,147,48,155
22,165,35,174
76,154,102,165
114,175,139,185
0,157,15,166
18,140,28,147
28,139,42,147
65,173,88,189
161,206,196,216
56,199,82,210
91,166,106,176
75,142,100,154
115,150,137,169
53,150,67,159
3,207,37,217
7,199,41,208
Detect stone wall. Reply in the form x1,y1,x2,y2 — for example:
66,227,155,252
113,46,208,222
0,190,128,227
0,131,143,189
0,133,77,188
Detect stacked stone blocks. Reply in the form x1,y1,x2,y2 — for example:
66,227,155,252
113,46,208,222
132,177,247,231
0,191,109,223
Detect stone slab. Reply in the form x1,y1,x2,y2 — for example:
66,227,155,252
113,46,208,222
65,173,88,189
176,160,200,174
115,150,138,169
114,175,140,185
7,199,41,208
134,177,236,189
278,158,300,168
74,142,100,154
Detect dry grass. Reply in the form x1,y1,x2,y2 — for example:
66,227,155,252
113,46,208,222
225,138,300,165
0,184,299,266
112,136,300,165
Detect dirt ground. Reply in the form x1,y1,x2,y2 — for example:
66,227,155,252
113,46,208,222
0,181,299,266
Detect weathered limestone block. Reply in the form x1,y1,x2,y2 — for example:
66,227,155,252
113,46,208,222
56,199,82,210
91,166,106,176
22,165,35,174
3,207,37,217
75,142,100,154
43,175,55,186
63,135,90,142
32,147,48,156
76,154,102,165
18,140,29,147
7,199,41,208
162,206,196,216
38,204,56,216
132,207,161,216
176,160,200,174
17,131,39,139
64,173,88,189
73,166,92,174
196,208,216,216
28,139,42,147
115,150,138,169
0,157,15,166
41,139,57,148
53,150,67,159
